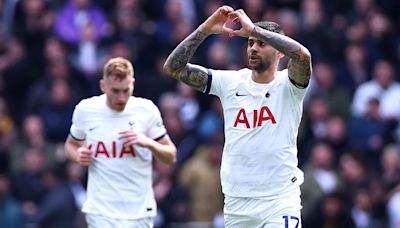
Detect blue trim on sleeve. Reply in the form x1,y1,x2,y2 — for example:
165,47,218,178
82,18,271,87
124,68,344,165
69,133,85,141
154,133,167,141
204,69,212,94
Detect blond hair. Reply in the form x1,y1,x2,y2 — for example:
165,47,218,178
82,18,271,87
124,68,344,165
103,57,134,80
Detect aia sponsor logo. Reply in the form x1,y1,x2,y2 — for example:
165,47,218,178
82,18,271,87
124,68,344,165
233,106,276,128
88,141,136,158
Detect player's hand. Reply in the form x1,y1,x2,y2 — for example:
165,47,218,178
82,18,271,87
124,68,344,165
228,9,256,37
119,130,152,148
198,5,235,35
77,147,92,166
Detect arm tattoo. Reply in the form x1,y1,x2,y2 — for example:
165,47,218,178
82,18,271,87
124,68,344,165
253,26,312,87
164,30,210,92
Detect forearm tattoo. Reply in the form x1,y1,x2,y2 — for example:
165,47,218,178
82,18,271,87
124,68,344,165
164,30,209,92
253,27,312,87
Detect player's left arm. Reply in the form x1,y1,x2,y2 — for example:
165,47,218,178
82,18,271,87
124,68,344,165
119,131,177,165
252,27,312,88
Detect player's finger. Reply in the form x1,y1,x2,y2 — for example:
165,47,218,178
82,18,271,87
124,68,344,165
228,13,239,22
119,131,135,139
229,29,245,37
220,5,234,13
222,24,234,34
123,138,137,147
236,9,246,15
80,157,91,165
228,11,239,18
80,153,90,160
229,30,239,36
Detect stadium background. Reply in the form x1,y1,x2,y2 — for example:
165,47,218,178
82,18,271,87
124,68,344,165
0,0,399,227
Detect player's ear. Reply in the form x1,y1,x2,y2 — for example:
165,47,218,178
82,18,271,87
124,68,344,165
99,79,105,92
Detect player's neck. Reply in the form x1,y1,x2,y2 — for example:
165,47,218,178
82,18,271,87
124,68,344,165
251,66,276,84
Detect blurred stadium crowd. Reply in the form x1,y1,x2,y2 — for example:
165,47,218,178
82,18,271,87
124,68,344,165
0,0,399,227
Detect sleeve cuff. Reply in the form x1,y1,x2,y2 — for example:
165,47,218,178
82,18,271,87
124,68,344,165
204,68,212,94
69,132,85,141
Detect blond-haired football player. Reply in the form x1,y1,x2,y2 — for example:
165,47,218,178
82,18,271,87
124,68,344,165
65,57,176,227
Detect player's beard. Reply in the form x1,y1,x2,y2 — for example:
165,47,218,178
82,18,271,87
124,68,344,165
248,55,274,73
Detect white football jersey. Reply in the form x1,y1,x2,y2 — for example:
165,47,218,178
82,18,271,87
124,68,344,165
206,68,307,198
69,94,166,219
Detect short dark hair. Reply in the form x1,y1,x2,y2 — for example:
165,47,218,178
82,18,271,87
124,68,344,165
254,21,285,35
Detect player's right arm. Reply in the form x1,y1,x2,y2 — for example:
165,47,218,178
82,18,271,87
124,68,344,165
64,136,92,166
163,5,234,92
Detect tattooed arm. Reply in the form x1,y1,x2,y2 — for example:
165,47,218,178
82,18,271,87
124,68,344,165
229,9,312,88
163,30,210,92
252,26,312,88
163,5,234,92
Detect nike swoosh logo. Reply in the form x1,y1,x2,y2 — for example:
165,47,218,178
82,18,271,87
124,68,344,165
89,126,99,131
235,92,247,96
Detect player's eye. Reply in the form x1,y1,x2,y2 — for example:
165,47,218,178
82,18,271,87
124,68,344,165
248,40,254,47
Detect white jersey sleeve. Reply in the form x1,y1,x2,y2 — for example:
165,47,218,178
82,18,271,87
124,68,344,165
70,100,88,141
206,68,242,98
145,101,167,140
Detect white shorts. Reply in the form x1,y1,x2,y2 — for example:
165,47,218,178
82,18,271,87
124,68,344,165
85,213,154,228
224,188,302,228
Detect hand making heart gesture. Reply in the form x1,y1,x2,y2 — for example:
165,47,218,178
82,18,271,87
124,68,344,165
198,6,256,38
198,5,235,35
227,9,256,38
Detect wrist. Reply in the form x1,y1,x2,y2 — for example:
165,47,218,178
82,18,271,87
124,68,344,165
250,26,257,37
197,24,210,35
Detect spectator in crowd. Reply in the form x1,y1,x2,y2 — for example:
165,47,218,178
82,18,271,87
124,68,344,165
38,79,75,142
158,92,199,166
25,57,86,114
23,164,77,228
196,96,224,141
54,0,108,47
1,37,38,123
0,96,16,153
10,115,57,174
335,43,369,94
301,142,344,223
350,187,387,228
387,185,400,228
380,144,400,192
347,98,395,167
339,153,369,197
11,148,45,220
304,191,355,228
178,134,224,223
352,60,400,121
0,174,22,228
153,159,186,227
308,61,352,119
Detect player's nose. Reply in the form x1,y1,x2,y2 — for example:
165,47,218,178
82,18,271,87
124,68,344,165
117,95,128,103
